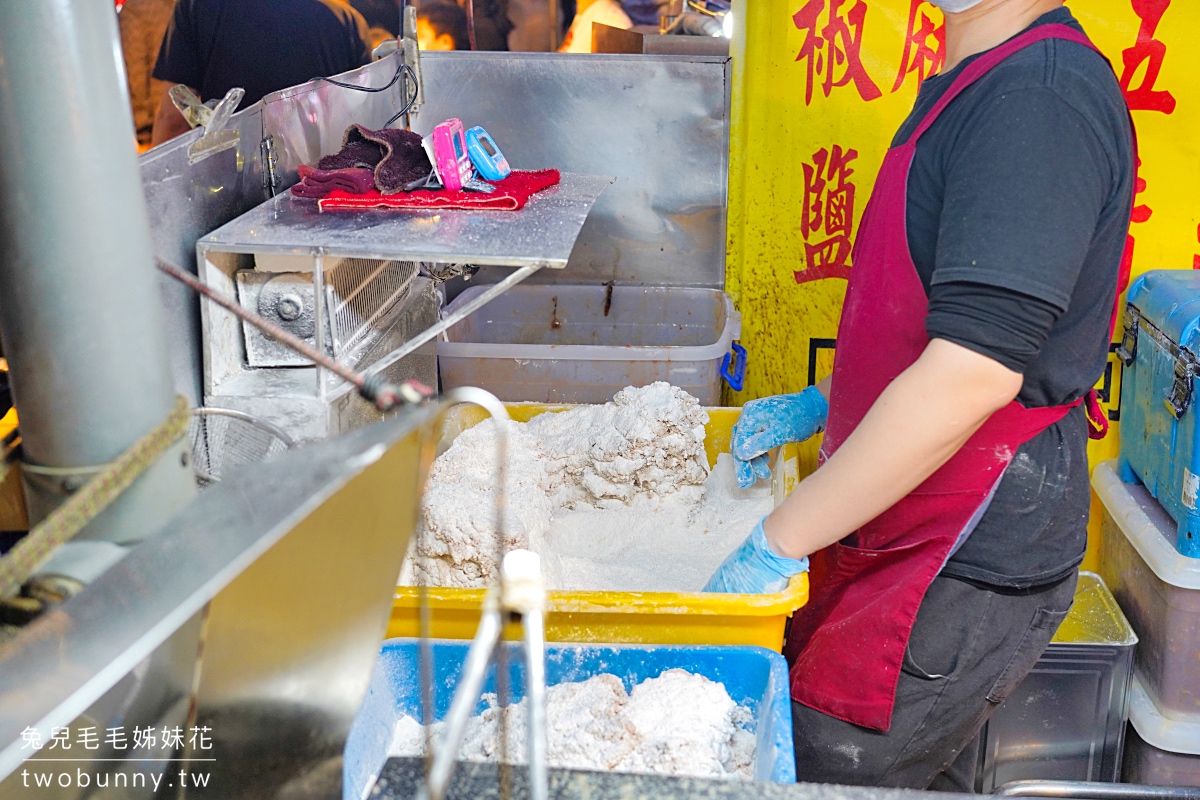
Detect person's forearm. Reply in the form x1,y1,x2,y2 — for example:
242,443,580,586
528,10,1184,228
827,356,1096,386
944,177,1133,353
764,339,1023,560
150,85,193,146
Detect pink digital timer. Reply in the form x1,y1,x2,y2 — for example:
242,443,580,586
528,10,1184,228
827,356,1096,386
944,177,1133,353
425,118,473,192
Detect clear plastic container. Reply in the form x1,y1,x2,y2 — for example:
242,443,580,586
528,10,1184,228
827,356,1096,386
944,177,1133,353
1123,677,1200,785
1094,460,1200,722
437,284,741,405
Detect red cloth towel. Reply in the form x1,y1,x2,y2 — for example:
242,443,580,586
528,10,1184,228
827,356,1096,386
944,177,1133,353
290,164,377,198
317,169,561,212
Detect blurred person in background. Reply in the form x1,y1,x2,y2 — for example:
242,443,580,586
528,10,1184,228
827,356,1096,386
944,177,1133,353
118,0,177,149
150,0,372,145
507,0,552,51
460,0,513,50
417,1,469,50
349,0,402,48
620,0,667,25
558,0,630,52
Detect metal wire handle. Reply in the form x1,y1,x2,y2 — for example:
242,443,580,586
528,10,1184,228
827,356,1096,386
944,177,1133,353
188,407,295,486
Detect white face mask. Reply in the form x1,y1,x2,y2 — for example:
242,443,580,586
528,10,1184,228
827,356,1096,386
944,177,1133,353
925,0,987,11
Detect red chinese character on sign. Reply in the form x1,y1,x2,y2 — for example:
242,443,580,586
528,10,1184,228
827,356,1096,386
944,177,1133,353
1192,225,1199,271
823,146,857,238
794,0,825,105
1131,159,1153,226
892,0,944,92
800,150,827,239
794,0,883,106
795,145,859,284
1118,0,1176,114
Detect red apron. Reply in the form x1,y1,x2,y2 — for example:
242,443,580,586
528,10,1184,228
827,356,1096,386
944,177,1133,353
783,24,1133,733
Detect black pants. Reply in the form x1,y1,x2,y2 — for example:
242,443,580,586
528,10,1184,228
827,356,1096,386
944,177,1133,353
791,570,1078,791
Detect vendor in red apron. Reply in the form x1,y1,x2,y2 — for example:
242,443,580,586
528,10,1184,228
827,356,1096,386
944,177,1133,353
705,0,1134,790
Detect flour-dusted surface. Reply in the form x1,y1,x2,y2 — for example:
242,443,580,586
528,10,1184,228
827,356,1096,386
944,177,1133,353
388,669,755,780
548,454,773,592
405,383,719,588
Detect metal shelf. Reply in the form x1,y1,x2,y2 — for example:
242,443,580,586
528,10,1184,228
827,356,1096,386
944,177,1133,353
197,172,613,269
194,172,611,439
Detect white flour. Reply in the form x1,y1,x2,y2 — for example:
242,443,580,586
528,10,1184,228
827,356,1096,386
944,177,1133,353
388,669,756,779
547,453,772,592
405,383,729,588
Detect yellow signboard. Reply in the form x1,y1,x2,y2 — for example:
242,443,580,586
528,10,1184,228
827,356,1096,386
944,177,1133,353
726,0,1199,566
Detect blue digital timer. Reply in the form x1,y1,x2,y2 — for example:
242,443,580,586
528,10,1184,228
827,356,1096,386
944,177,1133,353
464,126,512,182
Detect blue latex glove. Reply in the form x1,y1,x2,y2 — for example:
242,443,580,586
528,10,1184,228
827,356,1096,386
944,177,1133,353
732,386,829,488
703,518,809,594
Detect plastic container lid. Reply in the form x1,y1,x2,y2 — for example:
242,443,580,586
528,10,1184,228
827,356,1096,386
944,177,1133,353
1093,461,1200,590
1129,675,1200,756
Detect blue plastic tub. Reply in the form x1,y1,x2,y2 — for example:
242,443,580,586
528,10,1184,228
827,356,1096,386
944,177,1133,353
344,640,796,799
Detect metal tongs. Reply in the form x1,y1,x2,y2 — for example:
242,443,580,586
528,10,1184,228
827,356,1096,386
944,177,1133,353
416,387,548,800
420,550,548,800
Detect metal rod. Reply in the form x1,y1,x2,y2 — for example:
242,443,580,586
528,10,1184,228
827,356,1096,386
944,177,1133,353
423,601,504,800
994,782,1200,800
440,388,510,557
334,264,543,403
523,607,547,800
465,0,478,50
415,387,511,800
0,0,195,567
313,251,327,399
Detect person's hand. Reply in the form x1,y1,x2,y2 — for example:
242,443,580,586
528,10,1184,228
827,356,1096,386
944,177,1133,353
732,386,829,488
703,518,809,594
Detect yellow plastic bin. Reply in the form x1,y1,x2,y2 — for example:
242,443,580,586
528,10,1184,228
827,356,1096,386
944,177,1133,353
388,404,808,650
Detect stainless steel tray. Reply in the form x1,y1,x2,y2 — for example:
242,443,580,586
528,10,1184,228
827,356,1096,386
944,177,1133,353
196,172,612,269
976,572,1138,790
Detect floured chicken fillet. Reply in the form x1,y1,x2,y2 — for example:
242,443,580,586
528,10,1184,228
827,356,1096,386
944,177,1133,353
406,420,553,587
619,669,755,778
528,382,710,509
403,383,710,588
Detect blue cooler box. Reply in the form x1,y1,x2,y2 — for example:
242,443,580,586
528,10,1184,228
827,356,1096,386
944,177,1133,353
1118,270,1200,557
